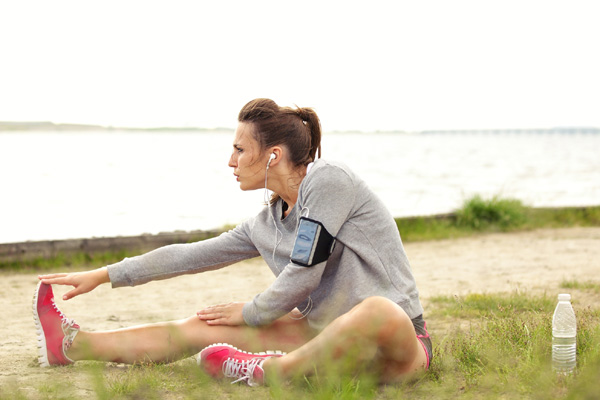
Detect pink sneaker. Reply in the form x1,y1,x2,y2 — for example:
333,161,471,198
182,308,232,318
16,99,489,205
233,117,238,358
32,282,80,367
198,343,285,386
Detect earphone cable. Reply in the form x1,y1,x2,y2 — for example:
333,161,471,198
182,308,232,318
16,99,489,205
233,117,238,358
264,161,312,320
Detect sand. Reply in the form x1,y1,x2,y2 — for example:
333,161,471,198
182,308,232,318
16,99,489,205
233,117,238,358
1,227,599,395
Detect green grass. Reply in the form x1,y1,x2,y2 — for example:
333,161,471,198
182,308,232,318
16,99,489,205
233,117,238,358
527,206,600,229
3,293,599,399
0,249,140,272
456,195,527,230
561,279,600,293
397,196,600,242
428,292,555,319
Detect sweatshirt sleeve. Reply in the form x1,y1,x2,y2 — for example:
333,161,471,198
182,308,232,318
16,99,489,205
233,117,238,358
242,164,355,326
107,219,260,287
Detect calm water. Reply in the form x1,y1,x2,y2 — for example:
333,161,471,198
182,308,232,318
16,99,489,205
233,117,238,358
1,131,599,243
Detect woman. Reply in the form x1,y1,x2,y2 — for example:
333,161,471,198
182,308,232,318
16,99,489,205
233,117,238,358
34,98,431,386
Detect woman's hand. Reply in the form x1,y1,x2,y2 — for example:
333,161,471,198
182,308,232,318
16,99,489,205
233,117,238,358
38,267,110,300
197,302,246,326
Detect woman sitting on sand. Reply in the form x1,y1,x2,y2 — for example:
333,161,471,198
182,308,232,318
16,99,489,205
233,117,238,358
34,98,431,386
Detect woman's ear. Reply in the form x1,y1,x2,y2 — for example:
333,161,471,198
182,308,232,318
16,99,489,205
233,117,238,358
268,146,284,167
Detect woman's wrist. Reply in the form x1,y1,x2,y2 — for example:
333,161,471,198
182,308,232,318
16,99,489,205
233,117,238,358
96,266,111,284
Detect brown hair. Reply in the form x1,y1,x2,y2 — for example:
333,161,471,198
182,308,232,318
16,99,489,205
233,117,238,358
238,98,322,167
238,98,322,205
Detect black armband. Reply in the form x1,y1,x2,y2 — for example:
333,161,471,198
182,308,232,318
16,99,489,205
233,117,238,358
290,217,337,267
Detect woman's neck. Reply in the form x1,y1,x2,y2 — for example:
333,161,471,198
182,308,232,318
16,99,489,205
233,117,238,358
273,166,307,216
278,187,299,217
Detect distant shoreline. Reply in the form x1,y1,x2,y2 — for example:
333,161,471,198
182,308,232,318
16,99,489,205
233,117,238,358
0,121,235,133
1,121,599,135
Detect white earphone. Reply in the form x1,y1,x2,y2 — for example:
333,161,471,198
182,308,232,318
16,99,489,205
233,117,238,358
267,152,276,168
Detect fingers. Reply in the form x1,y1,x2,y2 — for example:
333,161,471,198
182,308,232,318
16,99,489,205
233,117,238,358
62,287,82,301
38,272,80,286
36,268,107,302
196,311,215,320
197,306,225,322
198,315,227,325
198,316,237,326
38,273,68,283
39,276,72,286
197,311,226,325
196,302,246,326
197,303,233,316
38,273,68,279
36,273,79,300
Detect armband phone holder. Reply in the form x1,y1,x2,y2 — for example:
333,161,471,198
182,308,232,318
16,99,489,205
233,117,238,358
290,217,336,267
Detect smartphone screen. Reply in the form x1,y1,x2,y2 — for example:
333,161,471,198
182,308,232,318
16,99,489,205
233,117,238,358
291,218,320,265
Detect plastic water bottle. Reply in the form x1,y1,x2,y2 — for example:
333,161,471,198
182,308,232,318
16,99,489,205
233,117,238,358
552,293,576,374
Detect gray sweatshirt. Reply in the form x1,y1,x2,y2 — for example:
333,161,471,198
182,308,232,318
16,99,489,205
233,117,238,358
107,159,424,330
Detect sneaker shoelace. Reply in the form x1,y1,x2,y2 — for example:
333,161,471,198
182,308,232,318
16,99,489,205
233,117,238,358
61,318,79,351
223,357,265,386
51,299,79,352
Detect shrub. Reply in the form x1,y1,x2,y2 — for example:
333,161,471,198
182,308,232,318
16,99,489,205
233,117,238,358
455,195,526,230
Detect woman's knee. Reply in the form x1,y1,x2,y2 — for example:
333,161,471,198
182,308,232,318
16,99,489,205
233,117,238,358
351,297,406,321
349,297,414,342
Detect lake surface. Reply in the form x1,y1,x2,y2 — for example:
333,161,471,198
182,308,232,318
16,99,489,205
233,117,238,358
1,130,599,243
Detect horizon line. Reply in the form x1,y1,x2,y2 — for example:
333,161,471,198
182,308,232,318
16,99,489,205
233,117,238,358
1,120,599,134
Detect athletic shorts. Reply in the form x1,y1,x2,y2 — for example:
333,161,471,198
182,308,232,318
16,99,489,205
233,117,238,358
411,314,432,369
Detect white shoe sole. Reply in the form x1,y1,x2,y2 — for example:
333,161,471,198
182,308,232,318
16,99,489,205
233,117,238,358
32,281,51,367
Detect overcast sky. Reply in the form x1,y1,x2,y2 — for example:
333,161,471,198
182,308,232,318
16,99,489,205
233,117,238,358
1,0,599,132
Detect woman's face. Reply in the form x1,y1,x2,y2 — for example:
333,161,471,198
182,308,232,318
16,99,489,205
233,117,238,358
228,122,268,191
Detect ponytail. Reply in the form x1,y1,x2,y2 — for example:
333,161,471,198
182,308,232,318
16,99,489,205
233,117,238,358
294,107,322,162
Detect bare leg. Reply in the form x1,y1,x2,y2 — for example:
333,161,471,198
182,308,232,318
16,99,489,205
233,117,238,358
67,313,316,364
263,296,428,384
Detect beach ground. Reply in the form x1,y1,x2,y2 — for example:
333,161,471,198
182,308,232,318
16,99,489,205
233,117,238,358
1,227,599,396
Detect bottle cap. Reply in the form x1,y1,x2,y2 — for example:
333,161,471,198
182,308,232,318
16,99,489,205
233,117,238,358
558,293,571,301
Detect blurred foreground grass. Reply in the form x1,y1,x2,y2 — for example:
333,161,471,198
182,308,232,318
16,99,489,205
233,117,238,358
2,291,599,399
2,196,600,273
